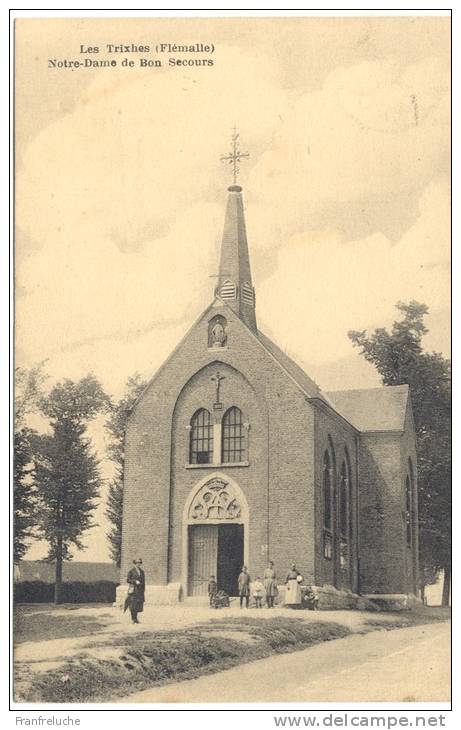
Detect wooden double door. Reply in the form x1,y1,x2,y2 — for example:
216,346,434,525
188,523,244,597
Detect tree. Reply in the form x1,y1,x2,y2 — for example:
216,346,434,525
34,375,109,603
15,364,47,424
13,366,47,563
349,301,451,606
14,427,37,563
105,374,147,567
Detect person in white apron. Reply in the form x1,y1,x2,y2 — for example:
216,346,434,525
284,563,302,606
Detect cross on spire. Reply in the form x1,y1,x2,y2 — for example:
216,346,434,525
220,127,250,185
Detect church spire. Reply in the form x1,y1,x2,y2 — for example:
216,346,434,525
216,131,257,332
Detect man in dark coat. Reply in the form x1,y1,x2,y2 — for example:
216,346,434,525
126,558,145,624
238,565,251,608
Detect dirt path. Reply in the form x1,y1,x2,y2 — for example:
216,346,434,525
120,622,451,703
14,604,375,663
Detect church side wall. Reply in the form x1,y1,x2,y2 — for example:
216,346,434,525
313,408,359,592
358,433,407,595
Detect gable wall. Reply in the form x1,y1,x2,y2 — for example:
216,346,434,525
358,393,418,597
121,304,317,588
359,432,407,594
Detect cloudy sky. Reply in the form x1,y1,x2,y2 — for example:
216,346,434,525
16,16,450,561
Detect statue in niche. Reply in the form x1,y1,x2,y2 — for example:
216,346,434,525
209,316,227,348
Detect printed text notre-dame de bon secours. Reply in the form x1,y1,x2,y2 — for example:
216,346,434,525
48,43,215,69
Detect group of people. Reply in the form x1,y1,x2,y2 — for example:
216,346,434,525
124,557,319,623
235,561,278,609
208,562,277,608
208,561,315,609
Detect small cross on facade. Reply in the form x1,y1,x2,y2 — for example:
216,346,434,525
220,127,250,185
211,371,226,405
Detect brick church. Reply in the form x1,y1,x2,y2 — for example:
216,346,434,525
120,163,419,608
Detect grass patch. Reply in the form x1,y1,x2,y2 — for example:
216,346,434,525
364,605,451,632
16,605,450,703
20,618,351,703
14,607,115,644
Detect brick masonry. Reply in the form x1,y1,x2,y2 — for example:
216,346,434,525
358,408,418,595
120,300,419,603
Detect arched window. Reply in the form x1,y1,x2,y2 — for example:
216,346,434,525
339,457,351,570
339,462,348,539
323,450,333,559
189,409,213,464
222,407,246,463
405,474,412,547
405,458,415,548
323,451,332,530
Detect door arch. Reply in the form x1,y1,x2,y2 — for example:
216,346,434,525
182,473,249,596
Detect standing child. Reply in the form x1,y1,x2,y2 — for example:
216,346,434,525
208,575,218,607
252,576,265,608
264,560,278,608
304,585,319,610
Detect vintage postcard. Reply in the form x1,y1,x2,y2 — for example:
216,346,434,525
13,13,451,709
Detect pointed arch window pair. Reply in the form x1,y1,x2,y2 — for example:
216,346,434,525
322,440,352,568
189,406,247,466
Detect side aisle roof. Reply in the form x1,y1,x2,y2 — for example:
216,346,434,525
325,385,410,432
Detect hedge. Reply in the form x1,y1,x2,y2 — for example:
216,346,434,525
14,580,118,604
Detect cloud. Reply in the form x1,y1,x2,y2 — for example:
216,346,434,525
16,43,450,399
248,56,450,242
256,179,450,367
15,42,291,394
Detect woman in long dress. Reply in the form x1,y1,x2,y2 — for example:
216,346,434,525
263,560,278,608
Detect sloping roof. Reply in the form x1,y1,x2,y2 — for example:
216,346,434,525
257,329,330,403
17,561,119,584
325,385,410,432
